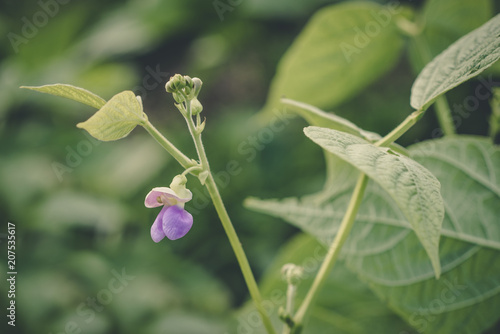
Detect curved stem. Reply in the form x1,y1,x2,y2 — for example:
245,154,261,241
292,173,369,330
142,120,194,169
205,173,277,334
183,101,278,334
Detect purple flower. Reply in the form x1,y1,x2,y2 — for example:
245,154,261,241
145,186,193,242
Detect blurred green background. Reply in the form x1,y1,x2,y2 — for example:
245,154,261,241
0,0,498,333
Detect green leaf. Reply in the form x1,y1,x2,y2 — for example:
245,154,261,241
303,126,444,277
262,2,405,113
281,98,408,156
410,14,500,111
21,84,106,109
408,0,493,72
236,234,415,334
77,91,147,141
246,136,500,334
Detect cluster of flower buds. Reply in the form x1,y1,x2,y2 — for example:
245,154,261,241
165,74,203,115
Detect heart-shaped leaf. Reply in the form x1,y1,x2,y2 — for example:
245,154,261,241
77,91,146,141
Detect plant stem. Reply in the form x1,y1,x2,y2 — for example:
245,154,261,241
433,96,456,136
292,173,369,330
205,174,277,334
142,121,194,169
281,283,297,334
375,110,423,147
286,284,296,317
183,102,278,334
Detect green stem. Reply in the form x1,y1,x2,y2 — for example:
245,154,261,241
433,96,456,136
205,174,277,334
293,173,369,330
286,284,296,317
375,109,424,147
142,121,194,169
281,283,297,334
183,102,278,334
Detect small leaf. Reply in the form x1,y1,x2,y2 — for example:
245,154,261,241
21,84,106,109
304,126,444,277
411,14,500,111
77,90,147,141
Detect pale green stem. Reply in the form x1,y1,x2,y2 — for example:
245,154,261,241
182,100,278,334
289,107,423,332
286,284,296,316
293,173,369,331
182,165,203,177
142,121,194,169
375,109,424,147
433,96,456,137
281,284,297,334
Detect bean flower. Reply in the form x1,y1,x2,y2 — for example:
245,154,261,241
145,175,193,242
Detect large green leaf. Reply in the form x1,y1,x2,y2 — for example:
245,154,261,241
303,126,444,277
77,90,147,141
281,98,408,156
235,233,415,334
21,84,106,109
410,14,500,111
408,0,493,72
245,136,500,333
262,2,405,113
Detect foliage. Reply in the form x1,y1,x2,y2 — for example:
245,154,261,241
3,0,500,334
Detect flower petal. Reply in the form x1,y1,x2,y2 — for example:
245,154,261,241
144,187,192,208
150,206,168,243
162,206,193,240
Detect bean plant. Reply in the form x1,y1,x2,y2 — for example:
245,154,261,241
22,2,500,333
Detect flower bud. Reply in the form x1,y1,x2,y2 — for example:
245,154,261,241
166,74,187,94
172,92,185,103
192,78,203,98
190,98,203,115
